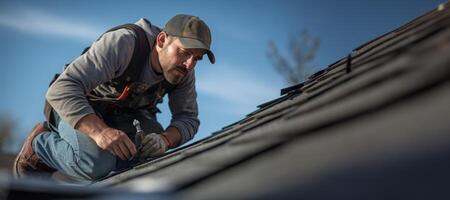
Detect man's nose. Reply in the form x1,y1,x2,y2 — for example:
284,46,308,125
183,56,196,70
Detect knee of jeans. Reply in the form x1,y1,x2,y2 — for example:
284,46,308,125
77,151,116,180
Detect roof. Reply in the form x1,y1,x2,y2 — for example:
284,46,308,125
3,2,450,199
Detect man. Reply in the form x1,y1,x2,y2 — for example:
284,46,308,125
13,14,215,181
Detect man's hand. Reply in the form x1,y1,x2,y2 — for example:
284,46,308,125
139,133,168,158
95,127,137,160
75,114,136,160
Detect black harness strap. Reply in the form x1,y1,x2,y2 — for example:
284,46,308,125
106,24,151,91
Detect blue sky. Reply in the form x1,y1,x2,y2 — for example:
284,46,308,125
0,0,443,153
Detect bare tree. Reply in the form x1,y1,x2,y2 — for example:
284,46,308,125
267,30,320,85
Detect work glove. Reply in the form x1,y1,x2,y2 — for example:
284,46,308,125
139,133,168,158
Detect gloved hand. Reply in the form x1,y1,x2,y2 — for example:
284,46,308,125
139,133,168,158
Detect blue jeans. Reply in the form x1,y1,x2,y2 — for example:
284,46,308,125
32,108,164,181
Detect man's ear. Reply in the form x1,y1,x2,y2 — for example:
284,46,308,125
156,32,167,48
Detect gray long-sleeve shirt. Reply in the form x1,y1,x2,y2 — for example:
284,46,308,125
46,19,200,144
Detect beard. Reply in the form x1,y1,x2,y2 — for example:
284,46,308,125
164,65,187,85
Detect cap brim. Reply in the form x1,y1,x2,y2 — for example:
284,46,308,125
178,37,215,64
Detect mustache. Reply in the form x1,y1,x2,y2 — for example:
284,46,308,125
175,66,188,75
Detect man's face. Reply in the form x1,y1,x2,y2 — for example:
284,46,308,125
158,36,205,84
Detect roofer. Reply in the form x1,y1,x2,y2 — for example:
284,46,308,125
13,14,215,181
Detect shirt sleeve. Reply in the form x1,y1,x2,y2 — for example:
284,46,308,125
168,70,201,145
46,29,135,128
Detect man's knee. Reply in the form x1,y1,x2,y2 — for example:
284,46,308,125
77,151,116,180
72,132,117,180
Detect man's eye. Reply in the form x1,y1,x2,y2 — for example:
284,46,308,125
179,50,190,57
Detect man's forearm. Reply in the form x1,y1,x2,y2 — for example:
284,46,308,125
75,113,109,140
162,127,182,148
75,113,137,160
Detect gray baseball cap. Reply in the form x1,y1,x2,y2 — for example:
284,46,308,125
163,14,215,64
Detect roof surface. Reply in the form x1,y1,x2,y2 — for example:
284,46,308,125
3,2,450,200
